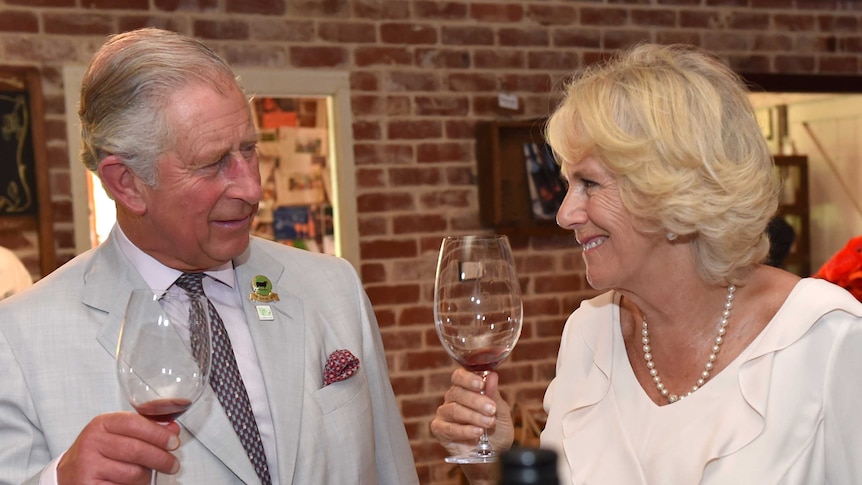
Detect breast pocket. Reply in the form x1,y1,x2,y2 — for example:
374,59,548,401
313,367,369,415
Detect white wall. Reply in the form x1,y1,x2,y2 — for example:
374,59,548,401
785,95,862,271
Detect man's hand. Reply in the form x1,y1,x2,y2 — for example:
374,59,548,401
57,412,181,485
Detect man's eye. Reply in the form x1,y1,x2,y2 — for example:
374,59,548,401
240,143,258,158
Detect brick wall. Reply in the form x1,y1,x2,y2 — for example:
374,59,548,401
2,1,861,483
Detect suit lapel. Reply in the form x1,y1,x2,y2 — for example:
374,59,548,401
234,240,306,484
89,234,264,484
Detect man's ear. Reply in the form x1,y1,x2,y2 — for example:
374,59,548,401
98,155,149,216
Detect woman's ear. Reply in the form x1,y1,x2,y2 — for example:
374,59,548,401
98,155,149,216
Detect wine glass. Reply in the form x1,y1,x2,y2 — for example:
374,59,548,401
434,235,524,464
116,289,212,483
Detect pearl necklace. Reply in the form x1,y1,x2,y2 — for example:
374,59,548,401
641,285,735,404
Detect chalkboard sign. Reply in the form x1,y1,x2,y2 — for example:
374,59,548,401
0,67,56,276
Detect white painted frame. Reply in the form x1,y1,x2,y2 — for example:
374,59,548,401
63,66,359,270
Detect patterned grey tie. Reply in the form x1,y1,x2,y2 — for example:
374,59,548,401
175,272,272,485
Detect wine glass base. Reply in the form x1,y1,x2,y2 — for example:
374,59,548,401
444,453,497,464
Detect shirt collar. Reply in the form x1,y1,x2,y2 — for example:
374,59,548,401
112,224,235,292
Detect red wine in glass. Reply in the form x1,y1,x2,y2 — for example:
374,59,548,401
117,289,212,483
134,398,194,424
454,346,511,374
434,235,523,464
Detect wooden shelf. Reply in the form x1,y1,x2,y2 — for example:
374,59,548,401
475,119,568,237
773,155,811,276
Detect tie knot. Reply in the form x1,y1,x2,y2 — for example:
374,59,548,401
175,272,205,296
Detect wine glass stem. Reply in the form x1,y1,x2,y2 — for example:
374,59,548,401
151,470,158,485
475,372,493,457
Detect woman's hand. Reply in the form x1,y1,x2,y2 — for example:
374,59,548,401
431,368,515,481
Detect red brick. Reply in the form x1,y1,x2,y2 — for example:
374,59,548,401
373,307,396,327
752,34,794,52
289,46,348,67
3,37,78,63
356,167,386,188
527,5,578,26
43,13,113,35
319,21,377,43
117,16,187,34
447,72,496,92
193,19,249,40
247,19,314,42
353,143,414,165
527,51,580,70
818,15,859,32
631,8,677,27
819,56,859,73
354,0,410,20
380,23,438,44
414,96,468,117
0,11,38,32
414,1,468,20
226,0,285,14
470,3,523,23
441,26,494,46
580,7,627,26
415,142,472,163
83,0,147,8
474,50,525,69
365,282,421,303
774,14,817,32
397,305,435,326
655,31,700,45
355,46,412,67
387,120,442,139
389,374,424,395
400,350,452,372
499,28,549,47
727,11,769,30
418,189,471,209
286,0,349,17
501,74,552,93
680,10,718,28
553,28,601,48
445,120,475,139
392,214,448,234
415,48,471,69
361,262,387,283
350,71,379,91
445,166,474,186
358,215,388,236
389,167,442,186
357,192,415,213
353,120,381,140
386,71,440,92
727,55,770,73
381,328,426,351
510,340,563,362
155,0,217,10
603,30,652,51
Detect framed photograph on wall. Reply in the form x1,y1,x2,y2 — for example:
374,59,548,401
0,66,56,275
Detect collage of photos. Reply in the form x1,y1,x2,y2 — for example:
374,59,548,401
251,96,335,256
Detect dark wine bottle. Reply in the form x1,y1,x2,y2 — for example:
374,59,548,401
498,447,559,485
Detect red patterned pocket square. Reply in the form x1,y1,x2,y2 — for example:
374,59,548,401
323,349,360,386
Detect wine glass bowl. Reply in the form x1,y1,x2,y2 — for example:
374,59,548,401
117,289,212,424
434,235,523,464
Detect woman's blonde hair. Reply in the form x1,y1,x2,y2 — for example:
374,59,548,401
546,43,778,285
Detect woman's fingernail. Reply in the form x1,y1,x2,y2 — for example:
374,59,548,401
484,403,496,415
167,435,180,450
170,459,180,474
